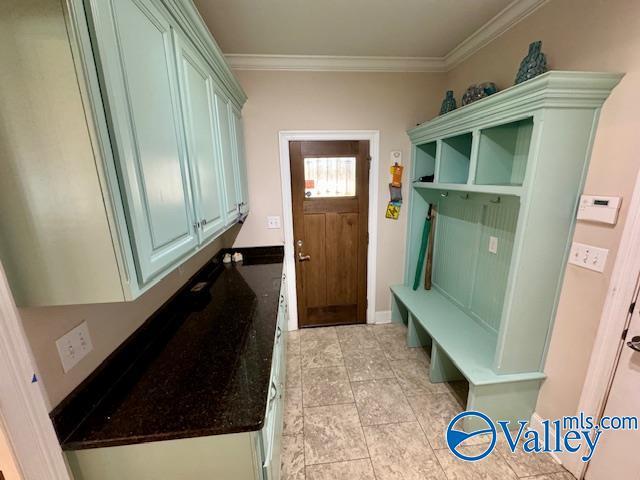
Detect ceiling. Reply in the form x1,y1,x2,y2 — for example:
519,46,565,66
194,0,515,58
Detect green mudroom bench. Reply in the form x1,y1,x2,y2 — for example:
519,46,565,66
395,71,623,431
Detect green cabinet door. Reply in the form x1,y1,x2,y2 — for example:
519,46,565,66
86,0,197,284
230,106,250,216
212,89,240,225
175,34,225,244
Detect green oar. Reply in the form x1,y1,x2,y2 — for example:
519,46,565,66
413,205,433,290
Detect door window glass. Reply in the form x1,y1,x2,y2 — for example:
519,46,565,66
304,156,356,198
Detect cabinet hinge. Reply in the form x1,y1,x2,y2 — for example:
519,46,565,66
622,328,629,340
629,302,636,315
367,156,372,170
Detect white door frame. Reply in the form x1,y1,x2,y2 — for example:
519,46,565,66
278,130,380,330
0,263,71,480
566,167,640,479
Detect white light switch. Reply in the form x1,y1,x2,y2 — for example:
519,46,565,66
489,236,498,254
390,150,402,165
267,216,281,229
569,242,609,273
56,321,93,373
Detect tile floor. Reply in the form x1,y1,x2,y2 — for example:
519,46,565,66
281,323,574,480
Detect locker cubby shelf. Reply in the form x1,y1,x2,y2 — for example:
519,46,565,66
397,71,622,432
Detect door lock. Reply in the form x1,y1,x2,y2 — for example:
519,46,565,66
298,252,311,262
627,335,640,352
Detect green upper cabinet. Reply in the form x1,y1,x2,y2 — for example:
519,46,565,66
0,0,249,306
86,0,198,284
230,106,250,217
213,89,241,225
174,33,226,244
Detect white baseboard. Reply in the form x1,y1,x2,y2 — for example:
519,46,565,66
529,413,563,466
372,310,392,324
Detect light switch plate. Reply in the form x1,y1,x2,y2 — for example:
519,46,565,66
390,150,402,165
56,321,93,373
569,242,609,273
267,216,281,229
489,236,498,254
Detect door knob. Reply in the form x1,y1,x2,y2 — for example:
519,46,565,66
298,252,311,262
627,335,640,352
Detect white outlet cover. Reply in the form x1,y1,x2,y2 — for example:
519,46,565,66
489,236,498,254
267,216,281,229
569,242,609,273
56,321,93,373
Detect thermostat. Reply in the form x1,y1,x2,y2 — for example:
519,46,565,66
577,195,621,225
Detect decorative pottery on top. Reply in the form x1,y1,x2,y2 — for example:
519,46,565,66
515,40,548,84
461,82,497,106
439,90,457,115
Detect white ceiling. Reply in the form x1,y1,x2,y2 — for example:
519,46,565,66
194,0,515,57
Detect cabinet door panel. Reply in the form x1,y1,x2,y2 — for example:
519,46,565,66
176,36,225,243
230,107,250,216
213,90,240,224
87,0,197,283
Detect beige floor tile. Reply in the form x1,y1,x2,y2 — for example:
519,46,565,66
377,333,430,363
434,445,518,479
281,434,305,480
306,459,376,480
343,349,395,382
284,387,304,436
287,331,301,356
286,353,302,389
303,404,368,465
352,378,416,426
302,366,353,407
407,392,463,449
389,358,435,395
519,473,575,480
364,422,447,480
369,323,408,338
497,440,565,477
300,326,338,341
301,337,344,369
336,325,381,352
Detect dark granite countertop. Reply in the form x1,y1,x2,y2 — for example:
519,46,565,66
51,247,284,451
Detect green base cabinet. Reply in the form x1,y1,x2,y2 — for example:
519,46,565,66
394,72,623,429
0,0,250,306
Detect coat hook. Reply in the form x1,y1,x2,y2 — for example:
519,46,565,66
490,196,501,204
440,192,449,198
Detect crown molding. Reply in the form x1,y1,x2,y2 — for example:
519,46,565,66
443,0,549,69
225,0,548,73
225,54,447,72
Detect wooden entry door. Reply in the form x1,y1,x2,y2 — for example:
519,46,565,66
290,140,369,327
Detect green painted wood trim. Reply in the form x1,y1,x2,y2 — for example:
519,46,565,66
413,182,522,197
430,342,465,383
464,380,542,432
409,71,623,144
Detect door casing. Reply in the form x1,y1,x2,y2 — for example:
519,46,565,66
278,131,380,331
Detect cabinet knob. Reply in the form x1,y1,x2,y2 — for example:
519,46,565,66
202,219,207,226
193,221,201,229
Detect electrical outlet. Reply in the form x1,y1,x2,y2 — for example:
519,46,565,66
267,216,281,229
56,321,93,373
489,236,498,254
569,242,609,273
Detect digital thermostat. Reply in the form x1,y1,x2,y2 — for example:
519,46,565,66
577,195,621,225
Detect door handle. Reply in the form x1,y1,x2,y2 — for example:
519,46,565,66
627,336,640,352
298,252,311,262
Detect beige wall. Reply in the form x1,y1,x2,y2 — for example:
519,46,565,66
0,416,21,480
445,0,640,421
20,229,236,409
232,70,445,311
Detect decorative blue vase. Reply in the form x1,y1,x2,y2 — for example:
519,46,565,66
515,41,548,84
439,90,457,115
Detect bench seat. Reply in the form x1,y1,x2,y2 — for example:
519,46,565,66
390,285,545,430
